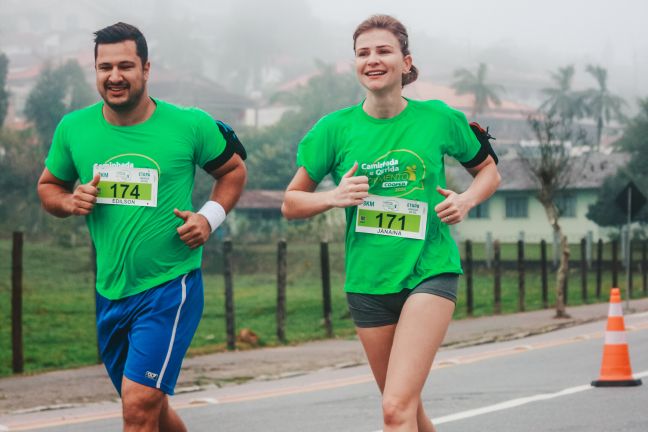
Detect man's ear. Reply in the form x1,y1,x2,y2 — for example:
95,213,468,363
143,61,151,80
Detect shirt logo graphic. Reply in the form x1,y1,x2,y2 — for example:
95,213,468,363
362,149,427,197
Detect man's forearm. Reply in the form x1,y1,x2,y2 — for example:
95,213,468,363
209,163,247,213
38,183,74,218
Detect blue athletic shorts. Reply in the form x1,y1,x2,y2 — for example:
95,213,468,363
96,269,204,395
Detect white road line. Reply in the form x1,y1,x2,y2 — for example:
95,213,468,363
432,385,592,425
371,369,648,431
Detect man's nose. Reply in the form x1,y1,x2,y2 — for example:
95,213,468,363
108,66,122,82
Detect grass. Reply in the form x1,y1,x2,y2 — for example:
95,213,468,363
1,236,645,377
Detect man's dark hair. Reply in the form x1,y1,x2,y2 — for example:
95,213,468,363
94,22,148,65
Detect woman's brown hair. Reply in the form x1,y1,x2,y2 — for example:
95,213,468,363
353,15,419,87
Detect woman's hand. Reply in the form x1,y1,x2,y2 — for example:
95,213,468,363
327,162,369,208
434,186,473,225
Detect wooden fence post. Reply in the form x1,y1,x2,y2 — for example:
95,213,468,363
612,239,619,287
517,239,525,312
581,238,588,303
493,240,501,314
485,232,493,269
465,240,474,316
596,239,603,299
12,232,24,374
223,240,236,350
320,241,333,338
277,239,287,344
564,264,569,305
628,239,634,299
643,240,647,296
541,239,548,309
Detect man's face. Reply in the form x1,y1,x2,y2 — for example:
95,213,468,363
95,40,149,112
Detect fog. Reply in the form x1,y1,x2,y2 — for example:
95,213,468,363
1,0,646,110
307,0,648,107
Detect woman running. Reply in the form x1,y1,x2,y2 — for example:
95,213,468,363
282,15,500,431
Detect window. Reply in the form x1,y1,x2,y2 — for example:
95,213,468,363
469,201,490,219
555,194,576,218
505,196,528,218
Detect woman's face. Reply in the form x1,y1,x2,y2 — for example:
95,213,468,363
354,29,412,94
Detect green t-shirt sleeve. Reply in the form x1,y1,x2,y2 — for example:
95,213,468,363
44,117,78,182
296,117,337,183
445,109,481,164
193,109,227,168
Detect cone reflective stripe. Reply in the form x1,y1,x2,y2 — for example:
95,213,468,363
591,288,642,387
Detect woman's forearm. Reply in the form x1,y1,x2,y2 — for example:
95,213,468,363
463,161,501,208
281,189,335,220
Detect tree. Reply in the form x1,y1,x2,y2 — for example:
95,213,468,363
0,52,9,127
539,65,586,126
243,62,364,189
616,97,648,184
0,128,43,231
583,64,626,149
24,60,94,150
587,171,648,231
519,113,587,318
587,98,648,231
452,63,504,118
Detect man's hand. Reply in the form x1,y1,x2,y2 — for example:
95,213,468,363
65,174,100,216
174,209,211,249
434,186,473,225
327,162,369,208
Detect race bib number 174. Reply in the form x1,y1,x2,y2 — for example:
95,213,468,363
355,195,427,240
93,165,158,207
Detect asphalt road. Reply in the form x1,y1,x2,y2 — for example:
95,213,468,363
4,312,648,432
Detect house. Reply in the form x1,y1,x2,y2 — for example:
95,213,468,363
446,152,629,242
148,69,253,127
234,189,284,221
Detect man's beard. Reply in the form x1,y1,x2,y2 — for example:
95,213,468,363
102,82,145,112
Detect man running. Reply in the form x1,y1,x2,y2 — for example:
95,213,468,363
37,22,247,431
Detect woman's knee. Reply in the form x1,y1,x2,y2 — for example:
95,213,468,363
382,393,417,426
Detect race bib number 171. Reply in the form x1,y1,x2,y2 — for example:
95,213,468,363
355,195,427,240
93,165,158,207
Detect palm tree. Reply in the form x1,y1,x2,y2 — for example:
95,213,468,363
452,63,504,118
539,65,586,126
583,64,626,150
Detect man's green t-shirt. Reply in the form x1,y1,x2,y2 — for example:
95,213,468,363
45,99,226,300
296,99,482,295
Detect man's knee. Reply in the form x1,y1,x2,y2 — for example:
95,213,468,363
122,379,165,427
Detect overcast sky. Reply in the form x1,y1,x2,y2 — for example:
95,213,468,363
308,0,647,64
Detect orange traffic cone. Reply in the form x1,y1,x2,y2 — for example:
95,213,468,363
591,288,642,387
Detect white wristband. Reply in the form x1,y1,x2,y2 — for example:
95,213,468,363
197,201,226,233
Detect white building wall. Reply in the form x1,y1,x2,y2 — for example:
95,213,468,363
453,190,612,243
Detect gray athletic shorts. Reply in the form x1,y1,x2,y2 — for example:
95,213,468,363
346,273,459,328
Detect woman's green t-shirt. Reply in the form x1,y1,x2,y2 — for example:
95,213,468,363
296,99,482,294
